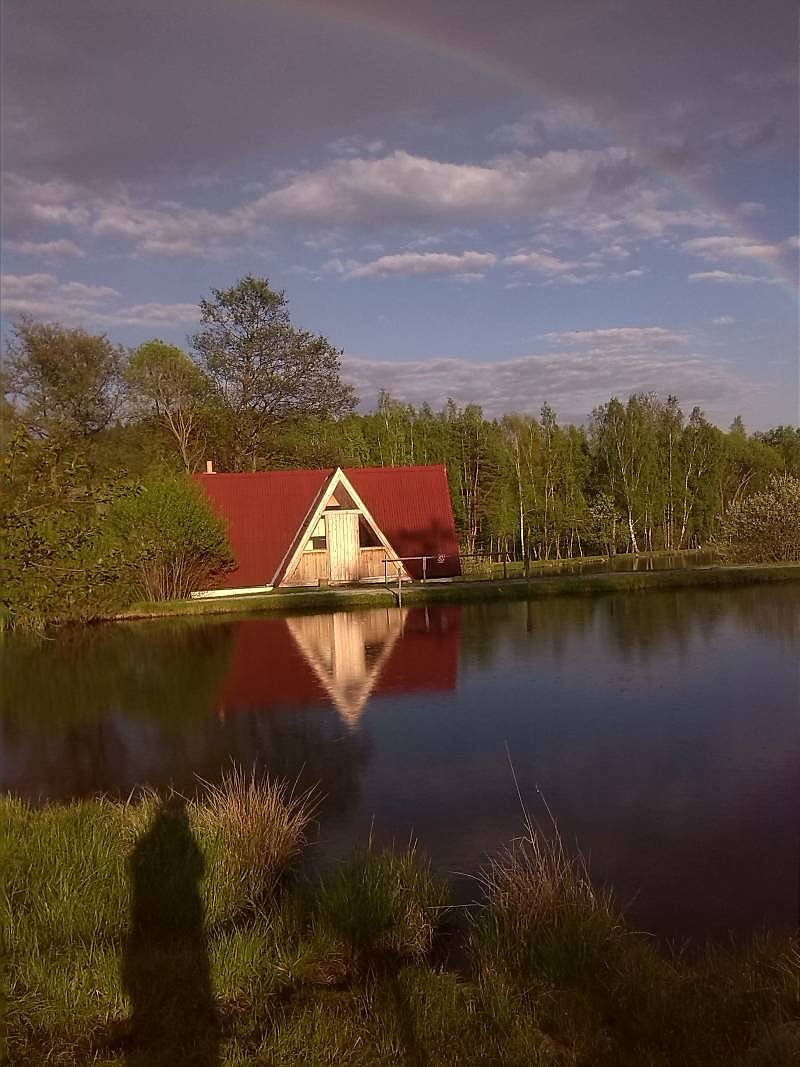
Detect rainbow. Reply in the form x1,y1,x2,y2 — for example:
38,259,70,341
303,0,797,298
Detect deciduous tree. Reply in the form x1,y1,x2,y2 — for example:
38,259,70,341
190,276,357,469
125,340,210,470
5,319,123,441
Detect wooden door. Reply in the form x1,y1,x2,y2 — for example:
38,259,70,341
326,510,360,582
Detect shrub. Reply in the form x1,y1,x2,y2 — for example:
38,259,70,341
720,475,800,563
110,471,234,600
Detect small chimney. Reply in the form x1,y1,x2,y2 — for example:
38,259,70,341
205,459,215,474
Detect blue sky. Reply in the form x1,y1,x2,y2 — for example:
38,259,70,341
2,0,798,427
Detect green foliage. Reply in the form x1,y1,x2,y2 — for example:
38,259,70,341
4,318,123,440
124,339,210,470
755,425,800,474
0,432,132,630
109,471,234,601
721,475,800,562
3,300,799,630
313,845,449,970
0,437,233,627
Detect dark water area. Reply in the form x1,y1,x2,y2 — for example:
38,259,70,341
2,583,798,942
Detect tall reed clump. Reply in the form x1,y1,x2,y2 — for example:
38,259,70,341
194,766,318,926
473,811,623,989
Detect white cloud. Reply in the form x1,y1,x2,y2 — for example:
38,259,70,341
735,201,768,218
694,270,779,286
342,347,770,427
105,303,199,327
91,201,244,257
328,135,385,157
711,316,736,325
3,172,244,257
345,250,497,278
0,272,196,328
3,174,92,231
3,143,728,267
490,102,600,150
681,235,781,263
610,268,647,279
541,326,689,348
1,273,120,320
5,239,85,259
503,250,577,274
617,188,723,237
247,147,641,226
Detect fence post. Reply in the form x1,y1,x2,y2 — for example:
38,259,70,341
422,555,427,583
503,554,508,580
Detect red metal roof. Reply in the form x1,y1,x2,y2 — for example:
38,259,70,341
195,464,460,588
374,605,462,694
218,617,328,710
194,469,329,588
345,466,460,579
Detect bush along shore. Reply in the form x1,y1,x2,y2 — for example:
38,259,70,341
4,770,799,1066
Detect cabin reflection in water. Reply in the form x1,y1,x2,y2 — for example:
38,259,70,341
219,606,461,726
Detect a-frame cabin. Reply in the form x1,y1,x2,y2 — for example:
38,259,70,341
194,464,461,594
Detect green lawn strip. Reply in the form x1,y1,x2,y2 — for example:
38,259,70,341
115,563,800,623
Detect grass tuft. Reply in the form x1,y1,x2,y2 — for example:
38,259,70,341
313,844,450,973
194,766,318,925
474,810,622,988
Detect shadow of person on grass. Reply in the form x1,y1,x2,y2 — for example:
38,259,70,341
122,795,219,1066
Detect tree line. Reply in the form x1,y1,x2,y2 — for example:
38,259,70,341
2,274,799,626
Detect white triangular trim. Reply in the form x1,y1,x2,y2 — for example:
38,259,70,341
335,467,409,578
269,471,334,587
276,468,409,586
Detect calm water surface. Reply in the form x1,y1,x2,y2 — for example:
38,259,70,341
2,583,798,941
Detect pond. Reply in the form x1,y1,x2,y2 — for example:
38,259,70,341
2,582,798,942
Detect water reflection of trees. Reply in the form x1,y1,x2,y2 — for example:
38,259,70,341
458,582,800,668
459,597,597,669
1,620,237,730
0,617,370,816
729,583,800,653
598,583,800,660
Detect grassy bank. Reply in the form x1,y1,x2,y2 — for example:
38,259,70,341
117,561,800,623
3,775,799,1066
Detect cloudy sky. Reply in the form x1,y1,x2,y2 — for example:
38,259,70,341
2,0,798,427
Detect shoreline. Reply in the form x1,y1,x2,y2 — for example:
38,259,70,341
115,561,800,623
6,778,798,1065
